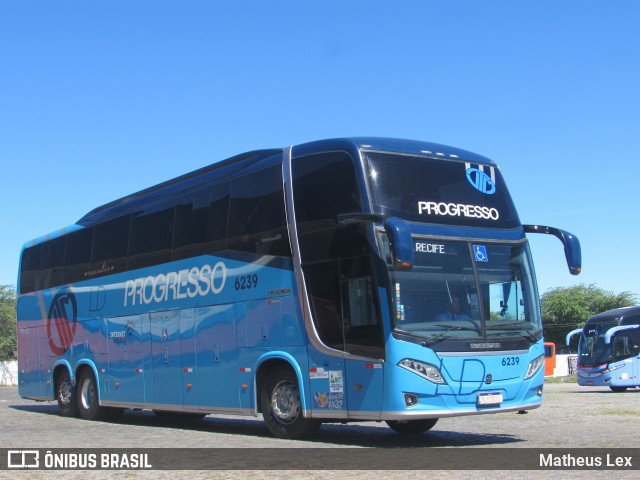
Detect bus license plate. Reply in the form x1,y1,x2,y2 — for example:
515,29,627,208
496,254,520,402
478,392,503,405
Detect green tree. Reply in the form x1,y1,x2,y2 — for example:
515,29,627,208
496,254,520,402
541,284,637,352
0,285,17,361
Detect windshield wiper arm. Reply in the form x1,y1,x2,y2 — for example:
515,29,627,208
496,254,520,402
395,324,483,348
486,321,533,329
486,323,541,343
432,324,481,332
393,329,431,347
421,324,482,347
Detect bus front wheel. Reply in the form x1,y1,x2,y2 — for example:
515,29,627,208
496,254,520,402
56,369,78,417
77,369,109,421
261,366,321,439
386,418,439,434
609,386,628,392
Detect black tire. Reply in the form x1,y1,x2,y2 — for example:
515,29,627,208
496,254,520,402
261,366,321,439
77,369,109,421
56,369,78,417
386,418,439,434
609,386,628,392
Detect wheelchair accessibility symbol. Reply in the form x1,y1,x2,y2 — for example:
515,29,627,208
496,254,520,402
473,245,489,262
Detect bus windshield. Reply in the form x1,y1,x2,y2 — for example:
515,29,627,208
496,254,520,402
366,151,521,229
386,239,541,346
577,322,619,366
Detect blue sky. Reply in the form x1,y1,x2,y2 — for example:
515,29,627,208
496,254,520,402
1,1,638,298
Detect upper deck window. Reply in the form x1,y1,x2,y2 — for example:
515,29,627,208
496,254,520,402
366,152,520,228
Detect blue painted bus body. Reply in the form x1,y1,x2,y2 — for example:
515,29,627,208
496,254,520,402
17,137,579,437
17,253,303,413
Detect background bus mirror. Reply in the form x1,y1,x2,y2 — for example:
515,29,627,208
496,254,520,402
523,225,582,275
384,217,414,270
604,324,640,344
566,328,583,346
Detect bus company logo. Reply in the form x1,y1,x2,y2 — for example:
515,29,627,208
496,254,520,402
465,163,496,195
47,288,78,355
485,374,493,384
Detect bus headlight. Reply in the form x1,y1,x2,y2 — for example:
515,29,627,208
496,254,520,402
524,355,544,380
398,359,447,384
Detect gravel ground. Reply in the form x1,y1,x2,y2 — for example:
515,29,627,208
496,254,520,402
1,382,638,479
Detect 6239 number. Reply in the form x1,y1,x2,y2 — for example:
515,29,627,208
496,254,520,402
501,356,520,366
235,274,259,290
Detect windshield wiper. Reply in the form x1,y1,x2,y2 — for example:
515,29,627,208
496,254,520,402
486,323,541,343
486,321,532,329
421,324,482,347
432,324,481,331
393,329,431,347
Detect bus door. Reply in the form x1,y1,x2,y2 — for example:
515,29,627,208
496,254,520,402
195,304,239,411
17,325,43,399
150,310,184,409
290,150,384,418
341,275,384,419
303,261,348,417
107,314,147,404
305,262,385,418
179,308,198,409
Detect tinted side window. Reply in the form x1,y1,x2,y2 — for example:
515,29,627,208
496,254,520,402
89,215,131,277
20,245,42,294
613,332,640,360
228,164,291,257
303,262,344,351
39,236,66,291
173,182,230,260
63,228,92,284
292,152,367,263
292,152,384,357
128,202,175,271
340,256,384,357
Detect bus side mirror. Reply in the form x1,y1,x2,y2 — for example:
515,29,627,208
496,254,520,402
384,217,414,271
566,328,583,346
524,225,582,275
336,213,414,270
604,325,640,344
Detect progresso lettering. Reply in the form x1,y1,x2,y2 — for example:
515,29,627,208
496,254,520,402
124,262,226,306
418,201,500,221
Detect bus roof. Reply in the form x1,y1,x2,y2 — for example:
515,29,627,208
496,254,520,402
24,137,496,246
294,137,494,165
77,148,282,227
585,306,640,325
78,137,494,228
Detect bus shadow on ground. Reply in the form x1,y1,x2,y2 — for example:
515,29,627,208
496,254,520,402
11,403,522,448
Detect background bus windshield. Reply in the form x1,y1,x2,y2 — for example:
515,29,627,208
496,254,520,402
577,321,640,366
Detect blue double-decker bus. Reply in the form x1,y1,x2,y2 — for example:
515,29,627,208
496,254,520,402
566,306,640,392
16,138,581,438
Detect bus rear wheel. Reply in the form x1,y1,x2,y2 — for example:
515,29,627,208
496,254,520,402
386,418,439,434
261,366,321,439
77,369,109,421
56,369,78,417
